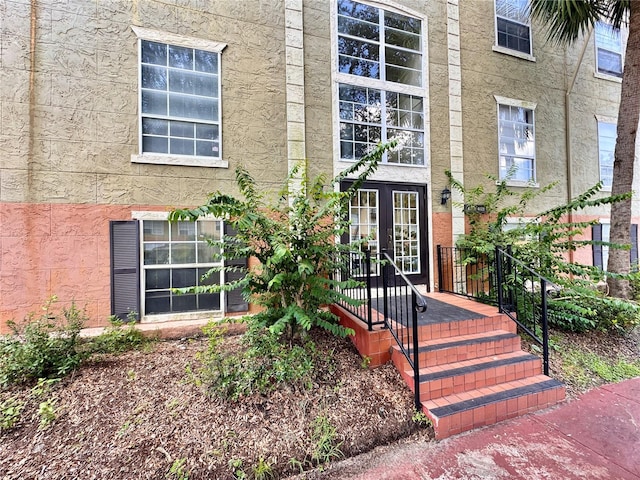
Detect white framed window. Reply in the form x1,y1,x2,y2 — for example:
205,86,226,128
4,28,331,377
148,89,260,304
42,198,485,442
595,21,623,78
349,189,380,275
597,121,616,190
335,0,427,166
495,96,536,184
131,27,228,168
494,0,532,57
141,218,222,315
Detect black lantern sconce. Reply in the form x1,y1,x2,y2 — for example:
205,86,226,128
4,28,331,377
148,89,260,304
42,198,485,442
440,187,451,205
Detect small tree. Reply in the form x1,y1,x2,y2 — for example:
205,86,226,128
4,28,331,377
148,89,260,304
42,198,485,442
448,171,639,332
169,141,396,343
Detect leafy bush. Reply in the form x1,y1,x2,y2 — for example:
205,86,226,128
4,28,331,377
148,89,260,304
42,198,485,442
169,141,395,343
89,314,149,355
0,297,87,387
194,321,327,401
447,172,640,332
0,397,24,431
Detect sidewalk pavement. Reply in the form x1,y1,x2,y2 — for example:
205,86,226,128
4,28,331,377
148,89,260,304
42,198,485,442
322,377,640,479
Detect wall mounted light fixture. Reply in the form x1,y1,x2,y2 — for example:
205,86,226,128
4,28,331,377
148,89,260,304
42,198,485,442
440,187,451,205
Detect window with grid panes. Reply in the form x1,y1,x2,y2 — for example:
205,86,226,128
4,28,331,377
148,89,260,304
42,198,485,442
142,219,222,315
497,102,536,183
495,0,532,55
140,40,221,159
595,22,623,78
336,0,426,166
598,121,616,189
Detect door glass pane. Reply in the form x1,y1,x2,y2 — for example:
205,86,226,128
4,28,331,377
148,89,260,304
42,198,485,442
392,191,420,274
349,189,379,275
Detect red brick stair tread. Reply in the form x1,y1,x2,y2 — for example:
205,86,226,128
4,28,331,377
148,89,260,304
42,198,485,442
417,351,539,383
423,375,564,418
415,330,518,352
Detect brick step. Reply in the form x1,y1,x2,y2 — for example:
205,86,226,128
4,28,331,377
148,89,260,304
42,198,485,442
422,375,566,439
416,314,516,341
387,313,516,343
394,330,521,368
409,352,542,401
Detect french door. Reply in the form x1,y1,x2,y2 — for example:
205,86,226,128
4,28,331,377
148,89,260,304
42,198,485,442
342,181,428,285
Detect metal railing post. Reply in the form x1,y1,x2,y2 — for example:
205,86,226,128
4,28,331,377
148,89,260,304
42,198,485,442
365,249,372,331
495,246,504,312
411,290,421,411
437,245,443,292
382,253,389,327
540,278,550,376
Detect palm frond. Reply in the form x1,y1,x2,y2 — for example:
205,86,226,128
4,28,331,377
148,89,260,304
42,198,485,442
528,0,609,44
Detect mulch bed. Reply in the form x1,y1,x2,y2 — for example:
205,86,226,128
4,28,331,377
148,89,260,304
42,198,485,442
0,331,423,480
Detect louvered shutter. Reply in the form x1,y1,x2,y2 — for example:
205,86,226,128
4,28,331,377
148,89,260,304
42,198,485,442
224,223,249,313
592,224,603,269
110,221,140,321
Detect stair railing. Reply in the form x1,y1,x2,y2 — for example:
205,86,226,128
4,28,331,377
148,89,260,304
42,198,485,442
495,246,556,376
380,251,428,411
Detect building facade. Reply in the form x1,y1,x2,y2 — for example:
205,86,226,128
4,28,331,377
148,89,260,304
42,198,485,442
1,0,638,331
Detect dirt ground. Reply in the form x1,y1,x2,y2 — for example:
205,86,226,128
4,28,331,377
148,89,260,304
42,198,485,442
1,326,638,480
0,331,422,480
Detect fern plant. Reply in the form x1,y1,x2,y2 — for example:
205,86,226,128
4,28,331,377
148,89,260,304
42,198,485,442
169,141,396,343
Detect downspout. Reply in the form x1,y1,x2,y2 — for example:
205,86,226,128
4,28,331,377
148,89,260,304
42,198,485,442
565,27,593,265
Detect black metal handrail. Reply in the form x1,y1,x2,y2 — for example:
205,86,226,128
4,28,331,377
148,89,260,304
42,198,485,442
334,249,386,331
495,246,555,376
334,249,427,410
437,244,553,376
380,251,427,411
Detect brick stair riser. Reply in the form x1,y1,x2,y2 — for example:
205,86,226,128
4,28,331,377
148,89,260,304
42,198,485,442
426,385,566,439
417,314,516,341
419,358,542,401
417,336,521,367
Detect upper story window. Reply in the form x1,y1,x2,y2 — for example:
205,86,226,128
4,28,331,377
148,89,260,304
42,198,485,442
595,21,623,78
335,0,426,166
131,27,227,168
597,121,616,189
496,97,536,184
337,0,422,87
495,0,532,56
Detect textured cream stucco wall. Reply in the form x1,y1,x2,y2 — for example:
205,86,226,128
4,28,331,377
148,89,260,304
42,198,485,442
0,0,289,206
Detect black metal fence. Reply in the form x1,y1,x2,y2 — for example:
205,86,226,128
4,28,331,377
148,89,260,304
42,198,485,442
437,245,497,304
437,245,554,376
495,247,554,375
334,249,427,410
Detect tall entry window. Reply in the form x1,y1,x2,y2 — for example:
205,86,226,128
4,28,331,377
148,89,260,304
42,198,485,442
336,0,426,166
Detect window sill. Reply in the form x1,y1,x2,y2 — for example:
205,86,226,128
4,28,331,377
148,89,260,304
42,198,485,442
498,180,540,188
338,158,428,168
492,45,536,62
594,71,622,83
140,310,224,324
131,153,229,168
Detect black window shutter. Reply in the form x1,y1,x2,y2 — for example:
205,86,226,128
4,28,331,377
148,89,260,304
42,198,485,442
592,224,603,269
110,221,141,321
224,223,249,313
631,224,638,268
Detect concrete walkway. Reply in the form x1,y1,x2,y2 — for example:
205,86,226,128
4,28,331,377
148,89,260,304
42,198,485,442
325,377,640,479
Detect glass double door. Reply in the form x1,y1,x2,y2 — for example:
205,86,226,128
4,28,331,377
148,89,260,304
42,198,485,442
342,181,428,285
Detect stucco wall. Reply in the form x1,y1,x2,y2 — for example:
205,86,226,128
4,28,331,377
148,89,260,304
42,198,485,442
0,0,291,329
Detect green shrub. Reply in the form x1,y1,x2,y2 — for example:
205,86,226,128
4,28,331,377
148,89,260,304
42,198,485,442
0,397,24,431
0,297,87,387
194,322,323,401
89,314,149,355
309,414,343,465
169,141,396,343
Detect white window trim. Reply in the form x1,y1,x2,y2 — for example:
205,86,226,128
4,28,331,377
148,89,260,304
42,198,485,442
596,115,616,192
493,0,535,60
331,0,431,171
594,21,625,81
130,26,228,168
494,95,538,187
132,210,225,321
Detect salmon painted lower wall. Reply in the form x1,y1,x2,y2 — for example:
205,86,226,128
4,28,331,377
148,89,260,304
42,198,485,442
0,203,168,333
